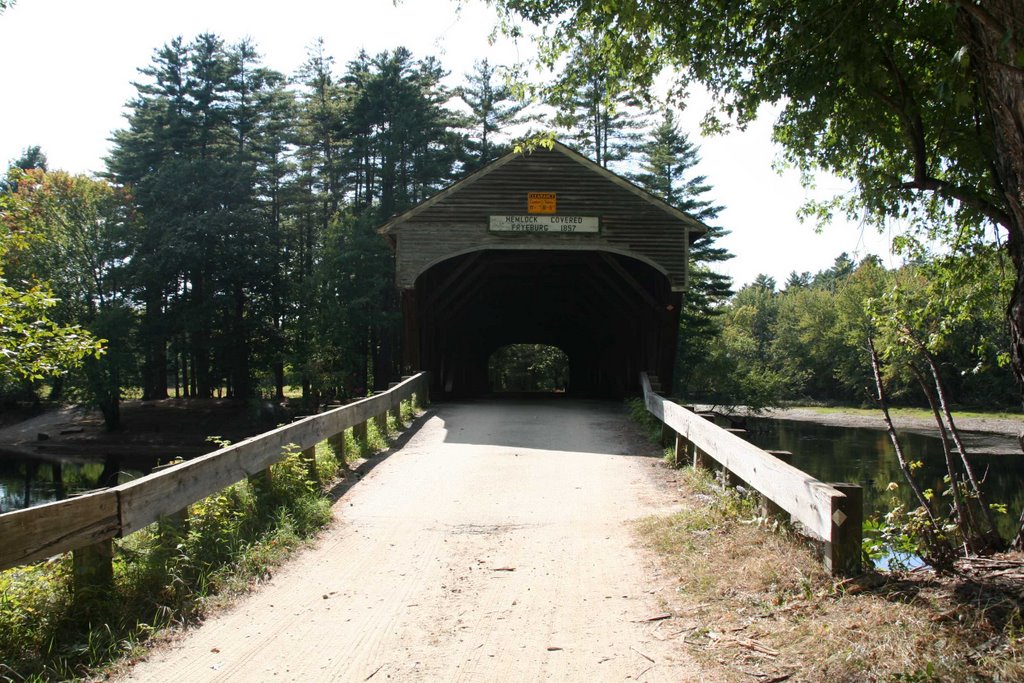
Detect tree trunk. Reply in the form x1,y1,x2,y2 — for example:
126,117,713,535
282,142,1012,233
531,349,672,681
958,2,1024,394
274,361,285,402
957,1,1024,549
192,271,212,398
142,286,168,400
231,284,251,399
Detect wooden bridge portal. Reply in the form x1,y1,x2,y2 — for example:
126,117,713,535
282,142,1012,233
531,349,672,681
378,142,707,398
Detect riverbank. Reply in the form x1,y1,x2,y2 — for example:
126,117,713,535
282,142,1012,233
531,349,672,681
762,406,1024,436
741,406,1024,457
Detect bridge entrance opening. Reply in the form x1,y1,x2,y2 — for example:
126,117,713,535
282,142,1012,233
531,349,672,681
488,344,570,394
409,248,679,398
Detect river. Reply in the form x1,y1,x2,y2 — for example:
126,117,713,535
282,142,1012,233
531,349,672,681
742,417,1024,541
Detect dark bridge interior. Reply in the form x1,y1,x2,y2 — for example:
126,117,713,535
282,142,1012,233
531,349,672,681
407,249,681,398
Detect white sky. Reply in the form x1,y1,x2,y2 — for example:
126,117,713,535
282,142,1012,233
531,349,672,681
0,0,896,288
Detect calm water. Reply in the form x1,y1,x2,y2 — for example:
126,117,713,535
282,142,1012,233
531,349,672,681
4,417,1023,540
743,418,1024,540
0,458,147,513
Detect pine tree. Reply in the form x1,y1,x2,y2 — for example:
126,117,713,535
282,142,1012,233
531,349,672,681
630,109,734,396
548,36,647,170
330,47,466,391
552,70,646,169
107,37,193,399
108,34,292,400
457,59,527,170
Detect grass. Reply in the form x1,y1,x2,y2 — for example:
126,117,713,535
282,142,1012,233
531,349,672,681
639,468,1024,680
631,414,1024,681
789,404,1023,421
0,396,423,682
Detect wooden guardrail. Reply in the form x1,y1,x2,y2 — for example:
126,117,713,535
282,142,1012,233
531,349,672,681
0,373,430,575
641,373,862,575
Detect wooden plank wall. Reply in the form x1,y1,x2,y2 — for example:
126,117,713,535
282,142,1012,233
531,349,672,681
391,150,693,291
0,373,429,571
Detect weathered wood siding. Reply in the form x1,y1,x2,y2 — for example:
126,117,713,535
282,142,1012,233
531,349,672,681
386,147,698,291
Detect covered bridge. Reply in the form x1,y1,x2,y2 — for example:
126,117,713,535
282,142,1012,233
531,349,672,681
378,142,707,398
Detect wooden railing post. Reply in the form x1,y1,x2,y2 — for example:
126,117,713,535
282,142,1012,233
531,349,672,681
389,382,403,426
827,483,863,576
152,460,190,544
73,539,114,598
248,468,272,496
660,423,673,447
373,411,388,436
328,431,347,462
673,433,688,468
693,446,712,472
158,508,190,546
353,420,368,448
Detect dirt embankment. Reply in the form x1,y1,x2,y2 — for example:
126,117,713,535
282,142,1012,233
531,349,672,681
761,406,1024,437
736,406,1024,457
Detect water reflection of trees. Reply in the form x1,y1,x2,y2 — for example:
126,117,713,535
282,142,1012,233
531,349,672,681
747,420,1024,540
0,460,109,512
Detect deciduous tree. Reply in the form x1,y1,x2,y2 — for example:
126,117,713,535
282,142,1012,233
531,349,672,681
0,169,104,390
487,0,1024,395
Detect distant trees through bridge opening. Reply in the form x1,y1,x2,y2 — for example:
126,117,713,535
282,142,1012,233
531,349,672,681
488,344,569,394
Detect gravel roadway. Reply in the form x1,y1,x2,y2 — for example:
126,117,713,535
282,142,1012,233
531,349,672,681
119,399,707,682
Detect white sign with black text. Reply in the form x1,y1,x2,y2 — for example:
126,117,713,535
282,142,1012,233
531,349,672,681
488,215,600,233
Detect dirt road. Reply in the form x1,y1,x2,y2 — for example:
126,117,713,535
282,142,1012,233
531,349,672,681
120,399,706,682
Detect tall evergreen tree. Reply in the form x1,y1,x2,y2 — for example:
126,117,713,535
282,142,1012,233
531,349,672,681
457,59,528,170
337,48,465,391
107,36,192,399
108,34,291,400
630,109,734,396
548,35,647,169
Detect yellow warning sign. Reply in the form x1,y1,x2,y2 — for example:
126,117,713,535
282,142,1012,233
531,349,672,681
528,192,557,214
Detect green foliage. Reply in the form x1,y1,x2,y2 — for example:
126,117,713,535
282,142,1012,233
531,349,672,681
0,171,105,389
868,245,1016,406
315,440,342,482
95,34,483,406
689,277,790,409
0,280,102,383
862,502,937,572
550,50,647,170
625,396,661,443
488,343,569,392
457,58,529,169
364,419,390,454
690,250,1016,410
401,397,416,423
0,443,332,680
107,35,292,401
625,108,734,399
492,0,1008,237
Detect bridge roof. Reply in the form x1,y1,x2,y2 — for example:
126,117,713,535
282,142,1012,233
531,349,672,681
378,141,707,292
